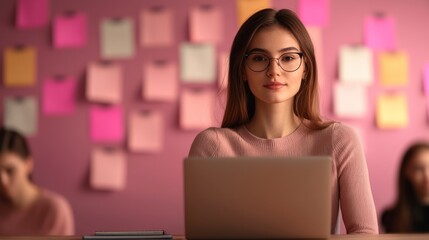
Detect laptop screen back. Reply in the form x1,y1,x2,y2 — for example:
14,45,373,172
184,156,332,239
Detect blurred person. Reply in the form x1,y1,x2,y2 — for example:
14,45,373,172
382,142,429,232
0,127,74,235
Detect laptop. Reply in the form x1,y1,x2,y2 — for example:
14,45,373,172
183,156,332,239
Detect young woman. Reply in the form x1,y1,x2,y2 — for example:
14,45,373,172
0,127,74,235
382,142,429,232
189,8,378,234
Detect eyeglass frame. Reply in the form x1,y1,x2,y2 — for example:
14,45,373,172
244,52,305,72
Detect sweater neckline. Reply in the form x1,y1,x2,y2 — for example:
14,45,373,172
238,119,308,145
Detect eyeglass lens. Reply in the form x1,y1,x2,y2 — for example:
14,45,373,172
245,52,303,72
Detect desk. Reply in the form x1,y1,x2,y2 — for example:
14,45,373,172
1,235,429,240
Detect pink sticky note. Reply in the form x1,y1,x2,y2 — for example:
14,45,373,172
53,12,87,48
364,15,396,51
424,64,429,95
140,8,173,47
16,0,49,28
298,0,329,27
90,105,123,142
43,76,77,115
87,62,122,104
128,110,163,152
90,148,126,191
143,61,178,101
180,89,216,130
189,5,223,44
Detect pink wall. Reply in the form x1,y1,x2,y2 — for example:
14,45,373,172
1,0,429,235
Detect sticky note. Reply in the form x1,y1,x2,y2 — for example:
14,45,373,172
128,110,163,153
306,27,324,86
333,82,367,118
53,11,87,48
4,46,37,87
339,45,374,84
180,88,216,130
90,147,126,191
236,0,271,26
218,52,229,89
101,18,135,59
376,93,408,129
298,0,329,27
189,5,223,44
43,76,77,115
3,96,38,136
364,14,396,51
379,51,408,86
143,60,178,101
140,7,174,47
16,0,49,28
180,43,216,83
90,105,123,142
87,62,122,104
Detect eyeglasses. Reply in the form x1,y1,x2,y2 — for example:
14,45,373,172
244,52,304,72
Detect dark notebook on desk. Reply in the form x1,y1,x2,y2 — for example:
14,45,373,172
183,156,332,239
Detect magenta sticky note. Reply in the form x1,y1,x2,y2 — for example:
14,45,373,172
43,76,77,115
424,64,429,95
16,0,49,28
90,105,123,142
298,0,329,27
364,15,396,51
53,12,87,48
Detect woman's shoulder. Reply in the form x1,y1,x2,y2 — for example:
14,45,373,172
38,188,72,214
189,127,240,157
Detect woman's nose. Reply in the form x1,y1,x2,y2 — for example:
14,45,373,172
266,59,281,76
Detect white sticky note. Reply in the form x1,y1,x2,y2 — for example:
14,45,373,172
339,45,374,85
180,43,216,83
333,82,368,118
3,96,38,136
100,18,135,59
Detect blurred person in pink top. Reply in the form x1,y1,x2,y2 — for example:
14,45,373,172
382,142,429,232
189,8,378,234
0,127,74,235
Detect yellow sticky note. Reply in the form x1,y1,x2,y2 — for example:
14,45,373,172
236,0,271,26
4,46,36,87
379,51,408,86
376,93,408,129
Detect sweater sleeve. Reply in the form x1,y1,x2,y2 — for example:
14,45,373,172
44,192,75,235
188,128,219,157
333,123,379,234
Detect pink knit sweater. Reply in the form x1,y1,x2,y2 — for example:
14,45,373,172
189,120,379,234
0,188,74,235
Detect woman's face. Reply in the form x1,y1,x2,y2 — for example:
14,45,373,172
244,24,306,107
406,148,429,204
0,152,32,201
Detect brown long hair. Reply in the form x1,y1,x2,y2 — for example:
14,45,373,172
221,8,330,129
382,142,429,232
0,127,32,179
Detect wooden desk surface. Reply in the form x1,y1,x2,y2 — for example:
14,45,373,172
0,235,429,240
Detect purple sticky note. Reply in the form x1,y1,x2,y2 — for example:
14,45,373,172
90,105,123,142
364,15,396,51
43,76,77,115
424,64,429,95
53,12,87,48
298,0,329,27
16,0,49,28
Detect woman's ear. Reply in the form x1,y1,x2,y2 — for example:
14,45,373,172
24,157,34,176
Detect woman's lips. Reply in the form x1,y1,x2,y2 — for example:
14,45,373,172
263,82,286,90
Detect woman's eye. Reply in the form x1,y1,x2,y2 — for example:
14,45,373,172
281,55,295,62
252,55,267,62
